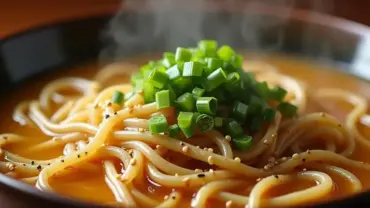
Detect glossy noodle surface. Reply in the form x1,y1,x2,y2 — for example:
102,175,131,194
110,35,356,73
1,55,370,208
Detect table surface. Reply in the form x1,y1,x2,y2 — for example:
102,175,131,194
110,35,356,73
1,1,370,38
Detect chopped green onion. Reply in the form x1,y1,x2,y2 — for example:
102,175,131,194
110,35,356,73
166,65,182,81
134,79,144,92
249,117,262,132
176,92,195,112
175,47,192,62
196,97,217,115
183,61,204,77
253,82,270,99
112,91,124,105
192,87,205,99
156,90,172,109
232,101,248,122
148,68,169,89
206,58,223,74
232,136,253,151
214,117,223,127
230,55,243,69
177,112,194,128
196,114,214,132
217,45,236,61
263,108,276,122
143,82,158,104
198,40,217,56
225,72,240,92
131,72,143,85
168,124,180,138
162,52,176,68
203,68,227,91
227,120,244,137
149,115,168,134
277,102,297,117
181,127,194,138
164,52,175,60
222,61,236,72
270,86,287,101
247,96,264,116
171,77,193,95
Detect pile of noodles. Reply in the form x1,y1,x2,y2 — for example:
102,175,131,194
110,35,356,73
1,60,370,208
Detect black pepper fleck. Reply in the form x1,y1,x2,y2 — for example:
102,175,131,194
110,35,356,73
114,112,117,115
85,152,88,155
22,164,26,166
37,165,42,170
3,136,7,140
172,196,176,200
197,174,206,178
105,114,110,119
61,159,65,163
274,175,279,178
302,158,306,162
31,161,35,165
77,154,80,158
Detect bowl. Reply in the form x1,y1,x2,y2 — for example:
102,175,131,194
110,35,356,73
1,3,370,208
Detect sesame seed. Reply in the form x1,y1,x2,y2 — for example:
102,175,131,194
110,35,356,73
182,146,189,153
156,145,161,149
256,178,261,182
179,141,184,146
138,128,145,133
207,148,214,153
174,173,179,176
209,169,214,174
274,161,279,165
225,135,231,142
234,157,241,163
268,157,275,163
281,157,287,161
292,153,299,159
207,156,214,165
303,168,307,171
226,200,233,208
263,165,269,170
263,140,269,144
116,174,122,180
196,146,200,149
130,159,137,166
137,90,143,95
164,195,169,200
7,163,15,171
320,112,325,117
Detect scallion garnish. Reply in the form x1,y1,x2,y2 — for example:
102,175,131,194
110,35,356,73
183,61,204,77
196,97,217,115
196,114,214,132
112,91,124,106
277,102,297,117
192,87,205,99
270,86,287,101
232,101,248,122
263,108,276,122
156,90,172,109
214,117,223,128
175,47,192,62
227,120,244,137
203,68,227,91
168,124,180,138
176,93,195,112
148,68,169,89
149,115,168,134
232,136,253,151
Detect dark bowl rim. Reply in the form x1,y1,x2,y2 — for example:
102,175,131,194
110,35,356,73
1,5,370,208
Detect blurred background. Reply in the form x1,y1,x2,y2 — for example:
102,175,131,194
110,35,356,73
1,0,370,38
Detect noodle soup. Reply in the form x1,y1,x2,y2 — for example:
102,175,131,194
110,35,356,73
1,41,370,208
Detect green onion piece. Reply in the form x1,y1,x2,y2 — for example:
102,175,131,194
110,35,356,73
198,40,217,55
171,77,193,95
148,68,169,89
203,68,227,91
164,52,175,60
131,72,143,85
181,126,195,138
168,124,180,138
227,120,244,137
249,117,262,132
175,47,192,62
232,136,253,151
217,45,236,61
124,91,134,101
214,117,223,127
166,65,181,81
222,61,236,72
155,90,172,109
196,97,217,115
277,102,297,117
270,86,287,101
232,101,248,122
177,112,194,128
143,82,158,104
230,55,243,69
263,108,276,122
149,115,168,134
225,72,240,92
196,114,215,132
176,92,195,112
192,87,205,99
254,81,270,99
206,58,223,74
183,61,204,77
162,52,176,68
112,91,124,105
247,96,264,116
134,79,144,92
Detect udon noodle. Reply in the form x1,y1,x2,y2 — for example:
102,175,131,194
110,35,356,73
1,54,370,208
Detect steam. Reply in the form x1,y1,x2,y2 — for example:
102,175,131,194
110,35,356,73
100,0,333,62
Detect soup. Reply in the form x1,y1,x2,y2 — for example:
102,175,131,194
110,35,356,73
1,41,370,208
